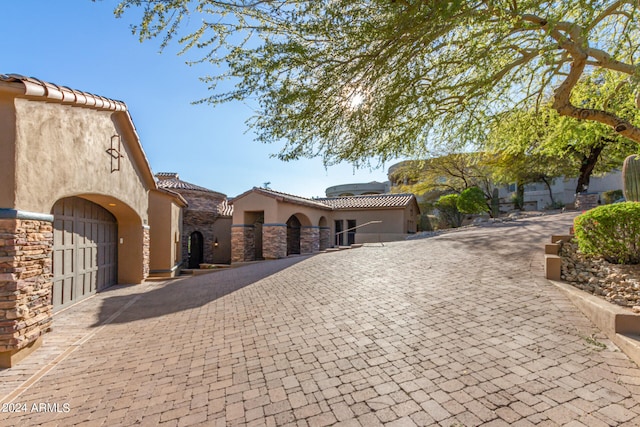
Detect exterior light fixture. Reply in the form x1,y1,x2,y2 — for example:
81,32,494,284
107,134,124,173
214,237,219,248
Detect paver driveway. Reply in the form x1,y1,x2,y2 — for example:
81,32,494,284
1,214,639,426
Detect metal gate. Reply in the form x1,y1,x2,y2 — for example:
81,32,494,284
52,197,117,311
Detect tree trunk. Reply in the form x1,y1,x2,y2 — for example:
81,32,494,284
515,180,525,210
574,141,606,194
540,176,555,205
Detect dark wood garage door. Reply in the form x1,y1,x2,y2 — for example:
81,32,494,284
52,197,117,311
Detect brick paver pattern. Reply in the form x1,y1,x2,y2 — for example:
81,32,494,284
1,214,639,426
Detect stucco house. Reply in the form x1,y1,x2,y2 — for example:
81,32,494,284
0,73,419,367
0,74,183,366
230,188,419,262
156,173,232,267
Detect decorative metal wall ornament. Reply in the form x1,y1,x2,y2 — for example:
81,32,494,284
106,134,124,172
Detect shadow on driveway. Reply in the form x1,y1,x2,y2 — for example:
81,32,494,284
91,256,311,327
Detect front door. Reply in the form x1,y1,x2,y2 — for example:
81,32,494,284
188,231,204,268
287,216,301,255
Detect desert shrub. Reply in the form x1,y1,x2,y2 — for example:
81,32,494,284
545,200,565,210
573,202,640,264
418,214,435,231
511,193,524,210
601,189,623,204
435,194,463,228
456,187,488,214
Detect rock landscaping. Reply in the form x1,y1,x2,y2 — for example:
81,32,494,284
558,238,640,312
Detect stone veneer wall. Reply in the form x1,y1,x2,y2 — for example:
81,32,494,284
176,189,229,266
575,193,599,211
231,225,255,263
143,226,150,280
182,211,217,265
263,224,287,259
0,215,53,361
319,227,331,251
301,226,320,254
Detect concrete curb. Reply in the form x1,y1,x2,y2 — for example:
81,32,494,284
547,278,640,366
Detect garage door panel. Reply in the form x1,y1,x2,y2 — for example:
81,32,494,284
52,197,117,311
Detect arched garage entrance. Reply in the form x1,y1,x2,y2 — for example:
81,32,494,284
51,197,118,311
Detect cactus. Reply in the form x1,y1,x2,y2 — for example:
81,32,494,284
491,188,500,218
623,154,640,202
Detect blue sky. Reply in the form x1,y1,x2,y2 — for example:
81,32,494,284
1,0,396,198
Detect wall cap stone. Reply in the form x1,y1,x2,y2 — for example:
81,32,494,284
0,209,54,222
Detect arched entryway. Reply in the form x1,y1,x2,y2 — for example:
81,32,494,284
51,197,118,311
286,215,301,255
188,231,204,268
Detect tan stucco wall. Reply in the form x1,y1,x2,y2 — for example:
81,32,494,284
212,217,232,264
149,190,183,275
12,99,149,220
0,94,17,208
232,190,420,252
332,209,406,235
2,97,155,284
276,203,329,226
232,192,279,224
232,191,332,227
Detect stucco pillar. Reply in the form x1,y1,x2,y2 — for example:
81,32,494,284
0,210,54,368
319,227,331,251
301,226,320,254
231,225,255,263
263,224,287,259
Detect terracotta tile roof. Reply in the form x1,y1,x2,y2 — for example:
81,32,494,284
0,73,127,111
153,187,188,207
317,193,416,209
156,173,227,198
231,187,332,210
218,199,233,217
231,188,415,212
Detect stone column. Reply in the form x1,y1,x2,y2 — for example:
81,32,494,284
301,226,320,254
142,225,150,280
0,210,54,368
262,224,287,259
231,225,255,263
319,227,331,251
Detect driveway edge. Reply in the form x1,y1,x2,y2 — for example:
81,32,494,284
547,278,640,367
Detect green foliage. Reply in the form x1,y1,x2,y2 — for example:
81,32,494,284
511,193,524,210
115,1,640,165
456,187,487,215
623,155,640,202
390,154,494,198
435,194,463,228
574,202,640,264
486,72,639,193
602,189,623,204
418,214,434,232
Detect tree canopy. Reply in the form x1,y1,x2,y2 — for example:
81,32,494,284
114,0,640,165
487,71,639,193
